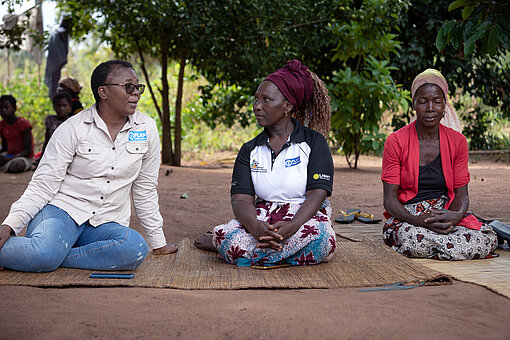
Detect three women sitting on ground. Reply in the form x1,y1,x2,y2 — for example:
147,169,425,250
0,64,499,273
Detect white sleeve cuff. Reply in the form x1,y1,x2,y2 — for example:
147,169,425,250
2,215,25,235
144,229,167,250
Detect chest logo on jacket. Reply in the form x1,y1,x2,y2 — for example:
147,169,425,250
284,156,301,168
129,130,147,141
250,160,267,173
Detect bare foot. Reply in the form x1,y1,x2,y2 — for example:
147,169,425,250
194,232,217,252
153,243,178,255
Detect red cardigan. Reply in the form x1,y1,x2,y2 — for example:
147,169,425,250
381,121,481,230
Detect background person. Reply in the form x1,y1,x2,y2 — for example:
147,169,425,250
381,69,498,260
195,60,336,267
0,95,34,173
57,76,84,115
44,17,71,100
0,60,177,272
33,92,73,168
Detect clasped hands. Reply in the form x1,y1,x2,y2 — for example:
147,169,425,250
251,221,298,251
418,208,462,234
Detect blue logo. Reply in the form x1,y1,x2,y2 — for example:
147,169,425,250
129,130,147,141
284,156,301,167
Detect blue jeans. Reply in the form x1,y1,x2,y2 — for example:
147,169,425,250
0,205,149,272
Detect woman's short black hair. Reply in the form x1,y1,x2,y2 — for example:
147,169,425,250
0,94,16,108
90,60,134,103
52,92,72,106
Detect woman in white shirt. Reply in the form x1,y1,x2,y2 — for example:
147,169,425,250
195,60,336,267
0,60,176,272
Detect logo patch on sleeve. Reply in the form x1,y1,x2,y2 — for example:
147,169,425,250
284,156,301,167
129,130,147,141
313,173,331,181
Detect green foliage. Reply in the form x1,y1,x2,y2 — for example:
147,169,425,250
187,84,253,129
391,0,458,91
188,0,343,128
330,4,401,62
454,90,510,150
0,16,29,51
328,0,410,168
0,1,48,53
182,119,260,155
0,0,30,50
462,107,499,150
436,0,510,57
329,57,409,167
496,130,510,150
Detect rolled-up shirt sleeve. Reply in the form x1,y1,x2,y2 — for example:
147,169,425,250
2,123,75,235
131,119,167,249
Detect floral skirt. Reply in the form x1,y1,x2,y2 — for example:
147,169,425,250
212,199,336,266
382,196,498,260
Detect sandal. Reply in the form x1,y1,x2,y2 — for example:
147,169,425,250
335,209,361,224
489,220,510,243
355,212,382,224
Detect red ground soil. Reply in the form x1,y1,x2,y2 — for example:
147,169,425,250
1,155,509,339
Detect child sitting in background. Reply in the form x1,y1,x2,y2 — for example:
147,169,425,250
33,92,72,168
43,92,72,157
57,76,83,115
0,95,34,173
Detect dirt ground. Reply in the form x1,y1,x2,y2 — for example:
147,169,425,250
1,154,509,339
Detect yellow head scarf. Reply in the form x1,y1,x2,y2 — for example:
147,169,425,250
410,69,462,132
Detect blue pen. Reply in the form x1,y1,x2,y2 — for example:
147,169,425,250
89,273,135,279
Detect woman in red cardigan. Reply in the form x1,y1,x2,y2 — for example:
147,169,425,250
381,69,497,260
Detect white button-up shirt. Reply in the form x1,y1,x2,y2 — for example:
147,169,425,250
2,105,167,249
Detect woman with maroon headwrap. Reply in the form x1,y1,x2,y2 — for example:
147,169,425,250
195,60,336,267
381,69,498,260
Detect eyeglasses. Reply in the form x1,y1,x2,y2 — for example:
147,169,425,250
101,83,145,95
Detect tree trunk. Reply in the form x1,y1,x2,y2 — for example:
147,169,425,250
345,154,352,168
354,131,360,169
136,42,162,121
173,51,186,166
160,38,173,164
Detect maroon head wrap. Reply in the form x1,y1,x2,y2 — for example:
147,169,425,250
265,60,313,110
